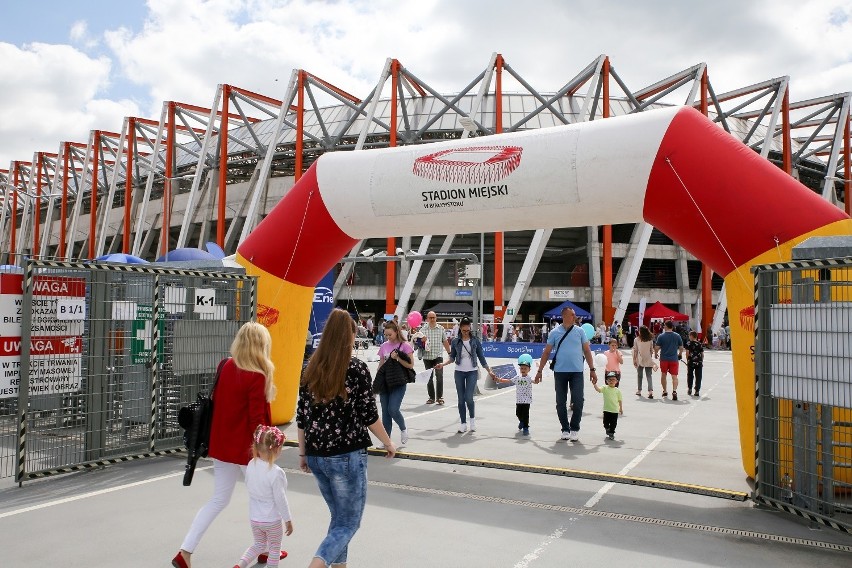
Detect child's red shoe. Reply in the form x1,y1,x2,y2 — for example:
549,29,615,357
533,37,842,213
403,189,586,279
258,551,288,563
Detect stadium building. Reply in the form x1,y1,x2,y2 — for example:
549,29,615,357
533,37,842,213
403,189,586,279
1,54,849,336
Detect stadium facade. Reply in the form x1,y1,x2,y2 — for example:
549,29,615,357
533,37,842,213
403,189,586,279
1,55,849,336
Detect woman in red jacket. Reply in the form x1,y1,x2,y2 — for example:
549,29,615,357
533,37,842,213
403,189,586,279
173,322,276,568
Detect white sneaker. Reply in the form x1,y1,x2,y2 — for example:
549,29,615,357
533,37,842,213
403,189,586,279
568,431,580,442
469,418,477,432
561,431,571,440
400,430,409,446
458,422,468,433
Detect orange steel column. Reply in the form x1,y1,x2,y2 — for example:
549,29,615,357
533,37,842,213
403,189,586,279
493,55,505,322
60,144,69,259
845,116,851,217
217,85,231,248
699,68,713,336
162,102,176,257
781,89,792,175
34,153,42,256
601,57,614,325
385,60,400,315
123,119,135,253
89,131,100,259
10,163,19,258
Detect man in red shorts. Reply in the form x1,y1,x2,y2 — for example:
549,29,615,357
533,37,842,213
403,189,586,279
654,320,684,400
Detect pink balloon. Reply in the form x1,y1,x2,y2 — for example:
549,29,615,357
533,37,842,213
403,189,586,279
407,312,423,328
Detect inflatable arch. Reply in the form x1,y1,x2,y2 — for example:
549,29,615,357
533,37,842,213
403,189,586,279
236,106,852,477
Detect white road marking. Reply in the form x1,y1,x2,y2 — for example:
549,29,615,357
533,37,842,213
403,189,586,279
0,466,212,519
513,523,570,568
583,372,729,509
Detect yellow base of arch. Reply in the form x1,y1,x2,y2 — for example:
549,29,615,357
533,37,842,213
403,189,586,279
726,218,852,480
236,253,313,425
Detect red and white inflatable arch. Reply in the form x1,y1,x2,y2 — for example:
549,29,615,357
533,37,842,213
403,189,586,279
237,106,851,477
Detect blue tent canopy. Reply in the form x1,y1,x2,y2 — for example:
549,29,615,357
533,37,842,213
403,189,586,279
543,300,592,321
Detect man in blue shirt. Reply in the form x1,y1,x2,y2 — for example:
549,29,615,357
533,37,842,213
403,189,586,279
654,320,684,400
535,308,597,441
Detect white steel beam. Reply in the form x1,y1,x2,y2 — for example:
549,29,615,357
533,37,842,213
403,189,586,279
612,222,654,325
132,103,168,256
411,234,456,314
176,87,222,248
394,236,431,318
239,71,299,244
500,228,552,340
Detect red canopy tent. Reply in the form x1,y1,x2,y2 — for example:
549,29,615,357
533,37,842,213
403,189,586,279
628,301,689,327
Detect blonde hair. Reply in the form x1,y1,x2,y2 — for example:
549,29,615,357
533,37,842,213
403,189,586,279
251,424,285,467
302,309,356,402
231,322,276,402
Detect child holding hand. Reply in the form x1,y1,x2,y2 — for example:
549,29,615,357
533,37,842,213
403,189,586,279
604,338,623,386
592,371,623,440
494,354,535,436
234,425,293,568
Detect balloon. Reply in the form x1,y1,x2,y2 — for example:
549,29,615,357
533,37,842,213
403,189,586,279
406,311,423,328
581,323,595,340
594,352,608,370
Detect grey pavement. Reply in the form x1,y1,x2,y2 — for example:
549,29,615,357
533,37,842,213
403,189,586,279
1,348,851,567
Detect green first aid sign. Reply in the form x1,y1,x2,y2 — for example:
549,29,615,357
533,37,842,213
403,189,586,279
130,305,164,364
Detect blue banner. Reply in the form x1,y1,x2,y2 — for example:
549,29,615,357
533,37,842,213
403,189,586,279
480,341,609,359
455,289,473,296
307,270,335,354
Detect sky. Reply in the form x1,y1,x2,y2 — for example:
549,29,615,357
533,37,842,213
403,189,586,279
1,0,851,168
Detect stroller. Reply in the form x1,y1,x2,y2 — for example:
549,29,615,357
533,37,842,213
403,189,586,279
355,325,371,350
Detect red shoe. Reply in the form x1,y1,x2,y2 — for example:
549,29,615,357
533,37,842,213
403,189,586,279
258,551,288,563
172,552,190,568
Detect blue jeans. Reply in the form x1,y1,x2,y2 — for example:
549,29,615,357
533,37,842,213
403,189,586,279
554,371,584,433
379,384,406,435
454,370,478,423
307,449,368,566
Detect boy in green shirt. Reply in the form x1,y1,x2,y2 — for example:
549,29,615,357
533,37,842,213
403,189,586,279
592,371,623,440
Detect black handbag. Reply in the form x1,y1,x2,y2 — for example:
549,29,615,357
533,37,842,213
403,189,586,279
375,349,415,390
178,357,228,486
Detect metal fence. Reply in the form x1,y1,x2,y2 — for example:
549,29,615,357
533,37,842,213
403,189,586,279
0,259,256,482
754,257,852,532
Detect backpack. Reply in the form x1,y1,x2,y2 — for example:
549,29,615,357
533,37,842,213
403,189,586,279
178,357,228,486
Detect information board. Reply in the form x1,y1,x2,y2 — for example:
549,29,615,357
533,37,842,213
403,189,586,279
0,274,86,399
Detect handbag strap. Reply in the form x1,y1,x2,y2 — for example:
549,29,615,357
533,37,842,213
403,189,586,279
210,357,229,400
552,325,573,360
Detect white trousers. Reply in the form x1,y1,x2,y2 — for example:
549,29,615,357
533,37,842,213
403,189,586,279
181,459,244,553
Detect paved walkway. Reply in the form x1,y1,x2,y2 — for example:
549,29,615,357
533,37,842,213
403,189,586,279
1,349,850,566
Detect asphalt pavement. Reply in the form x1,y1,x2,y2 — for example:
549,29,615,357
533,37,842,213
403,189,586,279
1,347,850,567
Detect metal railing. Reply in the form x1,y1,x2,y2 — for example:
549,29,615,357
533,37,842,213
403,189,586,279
0,259,255,482
754,257,852,532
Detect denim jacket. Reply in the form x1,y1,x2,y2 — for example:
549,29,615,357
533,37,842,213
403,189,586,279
449,335,490,370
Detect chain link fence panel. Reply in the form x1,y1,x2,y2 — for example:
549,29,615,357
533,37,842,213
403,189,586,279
754,257,852,533
0,259,255,482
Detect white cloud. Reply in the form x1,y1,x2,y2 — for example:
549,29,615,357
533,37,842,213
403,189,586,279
0,42,138,166
69,19,100,50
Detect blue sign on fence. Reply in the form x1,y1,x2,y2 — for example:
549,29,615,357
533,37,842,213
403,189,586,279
455,289,473,296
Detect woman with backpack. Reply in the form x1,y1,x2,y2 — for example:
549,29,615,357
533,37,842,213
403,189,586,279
173,322,280,568
632,325,657,399
375,320,414,447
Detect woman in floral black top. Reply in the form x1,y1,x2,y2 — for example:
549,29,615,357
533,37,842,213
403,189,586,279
685,331,704,397
297,309,395,568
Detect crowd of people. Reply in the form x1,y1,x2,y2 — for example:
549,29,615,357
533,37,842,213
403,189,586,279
174,307,712,567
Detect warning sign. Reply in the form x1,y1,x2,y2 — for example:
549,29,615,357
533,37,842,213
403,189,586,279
0,274,86,399
0,336,83,398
